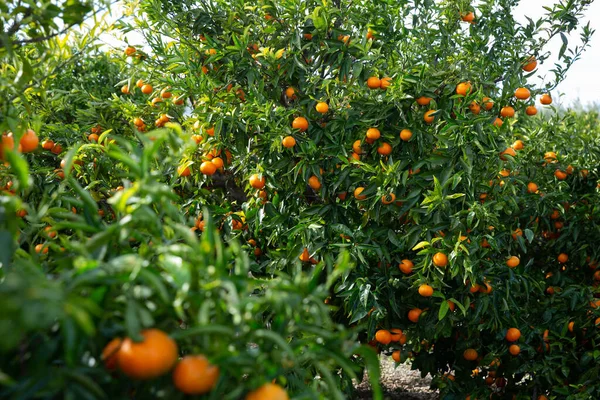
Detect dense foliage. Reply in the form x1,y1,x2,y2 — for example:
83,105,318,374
1,0,600,399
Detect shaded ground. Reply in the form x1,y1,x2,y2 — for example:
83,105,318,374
355,357,439,399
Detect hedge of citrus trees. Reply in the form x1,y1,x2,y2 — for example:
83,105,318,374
2,0,600,399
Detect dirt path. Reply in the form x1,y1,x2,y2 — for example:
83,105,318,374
355,357,439,399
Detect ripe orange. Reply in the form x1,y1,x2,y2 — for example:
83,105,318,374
418,284,434,297
315,102,329,113
381,193,396,205
432,252,448,267
377,142,392,156
514,88,530,100
249,174,266,189
292,117,309,132
512,228,523,240
493,117,503,127
211,157,224,169
42,139,54,150
468,101,481,114
141,84,153,94
380,77,392,90
523,56,537,72
505,328,521,342
51,143,63,154
566,165,574,175
200,161,217,175
352,140,363,154
246,383,289,400
117,329,178,379
367,76,381,89
500,106,515,118
285,87,296,99
282,136,296,148
124,46,136,56
447,301,456,312
416,96,432,106
375,329,392,345
121,84,130,94
461,12,475,22
482,97,494,110
506,256,520,268
136,79,144,88
392,350,401,363
35,244,48,254
456,81,472,96
204,126,215,136
308,175,321,190
366,127,381,140
400,129,413,141
102,338,122,370
511,140,524,150
526,105,538,116
151,97,162,107
554,170,567,180
423,110,436,124
544,151,557,162
299,248,310,262
172,355,220,395
354,187,366,200
527,182,538,193
408,308,422,323
177,165,191,177
463,348,478,361
509,344,520,356
540,93,552,105
568,321,575,333
20,129,39,153
557,253,568,263
399,259,414,274
390,328,403,341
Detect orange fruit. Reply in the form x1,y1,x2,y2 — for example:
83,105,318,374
506,256,520,268
211,157,224,169
456,81,472,96
117,329,178,379
380,77,392,90
390,328,403,341
160,88,172,99
399,259,414,274
124,46,136,56
493,117,503,127
246,383,289,400
568,321,575,333
400,129,413,141
42,139,54,150
366,127,381,140
35,244,48,254
544,151,557,162
463,348,478,361
500,106,515,118
523,57,537,72
352,140,363,154
299,248,310,262
408,308,422,323
136,79,144,88
282,136,296,148
505,328,521,342
367,76,381,89
121,85,130,94
540,93,552,105
416,96,432,106
303,33,313,40
432,252,448,267
512,140,524,150
141,84,153,95
447,301,456,312
354,187,366,200
381,193,396,205
375,329,392,345
423,110,436,124
292,117,309,132
20,129,39,153
526,105,538,116
151,97,162,107
512,228,523,240
249,174,266,189
482,97,494,110
308,175,321,190
468,101,481,114
201,65,209,74
133,117,144,127
51,143,63,154
177,166,191,177
514,88,530,100
172,355,220,395
392,350,401,363
285,87,296,99
377,142,392,155
557,253,568,263
315,102,329,113
509,344,520,356
554,170,567,180
366,29,375,40
527,182,538,193
418,284,434,297
566,165,574,175
200,161,217,175
102,338,122,370
461,12,475,22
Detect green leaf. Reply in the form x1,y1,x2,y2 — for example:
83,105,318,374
4,150,30,190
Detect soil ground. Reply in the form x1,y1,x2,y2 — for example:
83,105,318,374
355,357,439,399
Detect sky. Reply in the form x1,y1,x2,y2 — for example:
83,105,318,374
98,1,600,107
513,1,600,107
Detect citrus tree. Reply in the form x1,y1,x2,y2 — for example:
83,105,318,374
2,0,600,399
